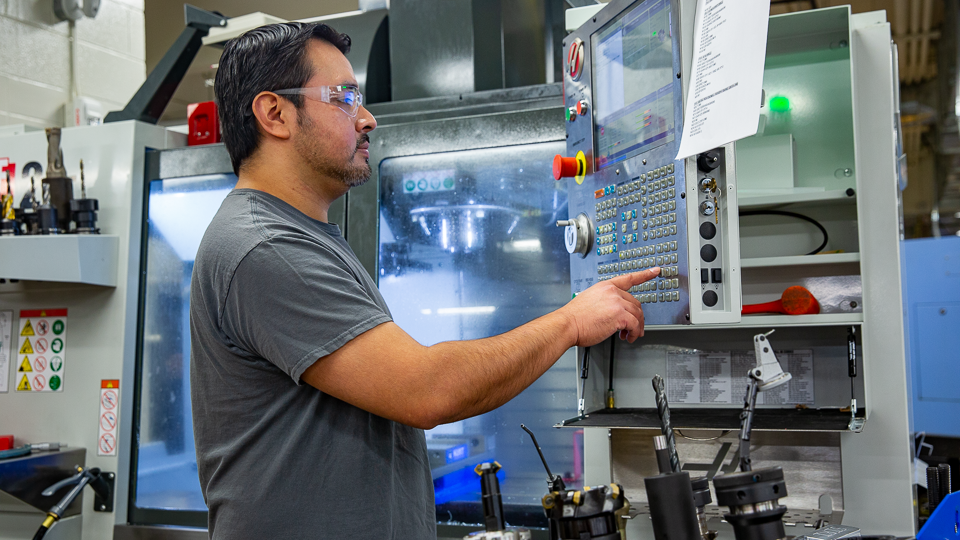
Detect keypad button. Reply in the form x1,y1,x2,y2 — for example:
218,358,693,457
672,278,679,288
642,232,648,241
668,163,674,173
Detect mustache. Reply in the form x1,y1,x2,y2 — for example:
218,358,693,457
356,134,370,149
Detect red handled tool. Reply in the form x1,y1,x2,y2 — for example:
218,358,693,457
742,286,820,315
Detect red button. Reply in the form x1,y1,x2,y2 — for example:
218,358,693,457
576,100,588,115
553,155,580,180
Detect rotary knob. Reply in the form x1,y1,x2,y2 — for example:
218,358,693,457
697,150,721,172
556,213,594,258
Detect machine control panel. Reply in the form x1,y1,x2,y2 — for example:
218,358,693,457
558,0,741,325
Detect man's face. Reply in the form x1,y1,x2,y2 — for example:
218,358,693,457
292,40,377,189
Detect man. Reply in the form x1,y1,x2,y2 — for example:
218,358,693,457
190,22,659,539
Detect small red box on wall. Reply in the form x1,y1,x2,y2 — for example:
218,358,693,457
188,101,221,146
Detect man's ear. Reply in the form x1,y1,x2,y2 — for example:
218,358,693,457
251,92,296,140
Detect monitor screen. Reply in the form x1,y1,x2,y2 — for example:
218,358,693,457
592,0,675,169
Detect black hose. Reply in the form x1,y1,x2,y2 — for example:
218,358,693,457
739,209,829,255
32,523,50,540
607,338,616,392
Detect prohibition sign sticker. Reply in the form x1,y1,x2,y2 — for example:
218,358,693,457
97,380,120,456
99,433,116,455
33,356,46,372
35,320,49,336
34,338,48,354
101,389,118,410
100,411,117,431
32,374,46,390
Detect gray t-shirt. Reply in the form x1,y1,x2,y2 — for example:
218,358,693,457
190,189,435,539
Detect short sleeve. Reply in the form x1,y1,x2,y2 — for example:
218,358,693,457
220,234,392,383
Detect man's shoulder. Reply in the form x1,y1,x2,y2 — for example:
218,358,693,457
197,191,267,268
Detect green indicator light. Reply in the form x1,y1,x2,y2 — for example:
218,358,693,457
769,96,790,112
653,31,657,36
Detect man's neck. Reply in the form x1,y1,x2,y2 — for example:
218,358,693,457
235,161,345,223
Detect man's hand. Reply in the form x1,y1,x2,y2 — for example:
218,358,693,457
559,268,661,347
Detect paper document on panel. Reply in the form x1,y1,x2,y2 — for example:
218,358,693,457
676,0,770,159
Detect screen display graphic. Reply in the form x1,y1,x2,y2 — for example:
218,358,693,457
592,0,675,169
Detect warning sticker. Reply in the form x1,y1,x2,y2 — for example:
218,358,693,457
97,380,120,456
667,349,815,405
16,309,67,392
0,311,11,392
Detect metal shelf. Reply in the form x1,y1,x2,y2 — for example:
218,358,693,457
0,235,119,287
556,407,864,432
738,189,857,210
649,312,863,331
741,252,861,268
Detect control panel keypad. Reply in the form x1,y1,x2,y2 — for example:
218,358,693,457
593,165,684,305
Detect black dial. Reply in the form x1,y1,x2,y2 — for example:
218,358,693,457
697,150,721,172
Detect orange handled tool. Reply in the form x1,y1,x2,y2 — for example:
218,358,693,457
742,286,820,315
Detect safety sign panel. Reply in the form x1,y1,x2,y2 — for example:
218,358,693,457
0,311,12,393
97,380,120,456
16,309,67,392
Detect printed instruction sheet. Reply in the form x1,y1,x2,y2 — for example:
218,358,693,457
676,0,771,159
667,349,814,405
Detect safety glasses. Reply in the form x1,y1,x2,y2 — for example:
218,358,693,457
274,85,363,117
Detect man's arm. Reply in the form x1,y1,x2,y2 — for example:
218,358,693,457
301,268,659,429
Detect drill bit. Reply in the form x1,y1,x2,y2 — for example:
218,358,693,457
79,160,86,199
652,375,680,473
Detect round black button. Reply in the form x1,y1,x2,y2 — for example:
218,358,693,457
703,290,718,307
700,244,718,262
697,150,721,172
699,222,716,240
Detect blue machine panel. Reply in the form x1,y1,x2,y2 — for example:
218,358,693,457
903,236,960,437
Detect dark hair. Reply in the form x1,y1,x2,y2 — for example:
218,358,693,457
215,22,351,175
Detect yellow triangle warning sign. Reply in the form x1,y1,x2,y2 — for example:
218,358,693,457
20,320,34,336
19,339,33,355
17,375,31,391
18,356,32,372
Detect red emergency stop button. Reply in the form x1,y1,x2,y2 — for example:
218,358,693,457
554,155,580,180
576,100,588,116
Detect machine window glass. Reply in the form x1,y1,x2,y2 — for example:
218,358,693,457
592,0,676,169
133,173,236,513
377,141,582,529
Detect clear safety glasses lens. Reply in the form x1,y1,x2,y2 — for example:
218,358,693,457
275,86,363,118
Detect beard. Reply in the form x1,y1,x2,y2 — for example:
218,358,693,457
295,113,371,188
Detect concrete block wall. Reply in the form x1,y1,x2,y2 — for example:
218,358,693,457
0,0,146,128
